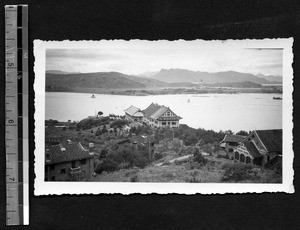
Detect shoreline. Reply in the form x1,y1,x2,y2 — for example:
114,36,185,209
46,86,283,96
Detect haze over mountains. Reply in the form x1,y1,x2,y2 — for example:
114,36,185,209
147,69,282,84
46,69,282,92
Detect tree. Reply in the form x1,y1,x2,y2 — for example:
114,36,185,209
97,111,103,117
236,130,249,136
101,126,108,134
111,119,128,129
225,130,233,135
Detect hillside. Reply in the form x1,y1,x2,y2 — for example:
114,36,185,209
256,73,282,83
46,70,81,75
151,69,281,84
206,81,262,88
46,72,169,91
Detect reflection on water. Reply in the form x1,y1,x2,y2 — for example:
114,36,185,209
46,92,282,132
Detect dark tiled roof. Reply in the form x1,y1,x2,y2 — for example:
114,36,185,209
46,142,93,165
143,103,168,118
223,134,245,143
243,141,262,158
255,129,282,152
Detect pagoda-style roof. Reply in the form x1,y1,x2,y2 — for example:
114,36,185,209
124,105,143,117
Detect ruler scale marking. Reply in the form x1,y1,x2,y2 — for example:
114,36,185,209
5,5,29,226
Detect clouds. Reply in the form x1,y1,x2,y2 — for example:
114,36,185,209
46,40,283,76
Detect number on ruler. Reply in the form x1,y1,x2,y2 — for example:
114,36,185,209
8,119,14,124
7,62,14,67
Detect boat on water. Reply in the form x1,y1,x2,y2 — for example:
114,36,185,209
273,97,282,100
187,99,190,103
91,94,96,98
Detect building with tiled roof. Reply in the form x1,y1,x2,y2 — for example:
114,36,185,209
233,129,282,169
124,105,143,123
45,142,95,181
220,134,246,154
142,103,182,128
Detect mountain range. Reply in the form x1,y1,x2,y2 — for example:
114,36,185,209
148,69,282,84
46,69,282,92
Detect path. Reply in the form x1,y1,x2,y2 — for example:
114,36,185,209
155,154,193,166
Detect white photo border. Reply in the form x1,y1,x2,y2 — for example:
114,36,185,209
34,38,294,195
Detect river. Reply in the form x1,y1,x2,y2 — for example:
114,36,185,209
45,92,282,132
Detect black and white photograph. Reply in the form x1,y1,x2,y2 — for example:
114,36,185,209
34,39,293,195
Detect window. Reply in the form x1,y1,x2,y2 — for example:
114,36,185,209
246,156,251,164
172,122,176,125
235,152,239,160
267,156,270,161
240,154,245,163
162,122,166,125
71,161,76,168
50,165,55,171
80,159,87,165
61,168,66,174
168,122,170,125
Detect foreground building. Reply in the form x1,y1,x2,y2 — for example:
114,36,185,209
45,142,94,181
234,129,282,169
142,103,182,128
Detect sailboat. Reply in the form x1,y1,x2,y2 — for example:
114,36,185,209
187,99,190,103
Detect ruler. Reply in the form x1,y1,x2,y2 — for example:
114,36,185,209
5,5,29,226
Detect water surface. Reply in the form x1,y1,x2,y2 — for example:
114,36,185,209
45,92,282,132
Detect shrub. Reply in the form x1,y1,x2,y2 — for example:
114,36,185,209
94,158,118,174
130,174,138,182
154,152,163,161
186,170,201,183
217,154,230,159
193,152,208,165
221,163,260,182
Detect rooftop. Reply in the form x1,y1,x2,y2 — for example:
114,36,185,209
222,134,245,143
255,129,282,152
124,105,143,117
143,103,169,119
243,141,262,158
45,142,93,165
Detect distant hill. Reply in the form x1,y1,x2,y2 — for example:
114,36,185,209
46,72,178,92
150,69,281,84
138,71,159,78
256,73,282,83
206,81,262,88
46,70,81,75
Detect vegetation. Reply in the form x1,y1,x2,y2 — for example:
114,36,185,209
110,119,129,129
76,116,111,130
45,119,59,126
193,148,208,165
129,124,152,135
235,130,249,136
94,147,149,174
174,124,225,146
221,163,260,182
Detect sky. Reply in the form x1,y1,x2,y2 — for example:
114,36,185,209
46,40,283,76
